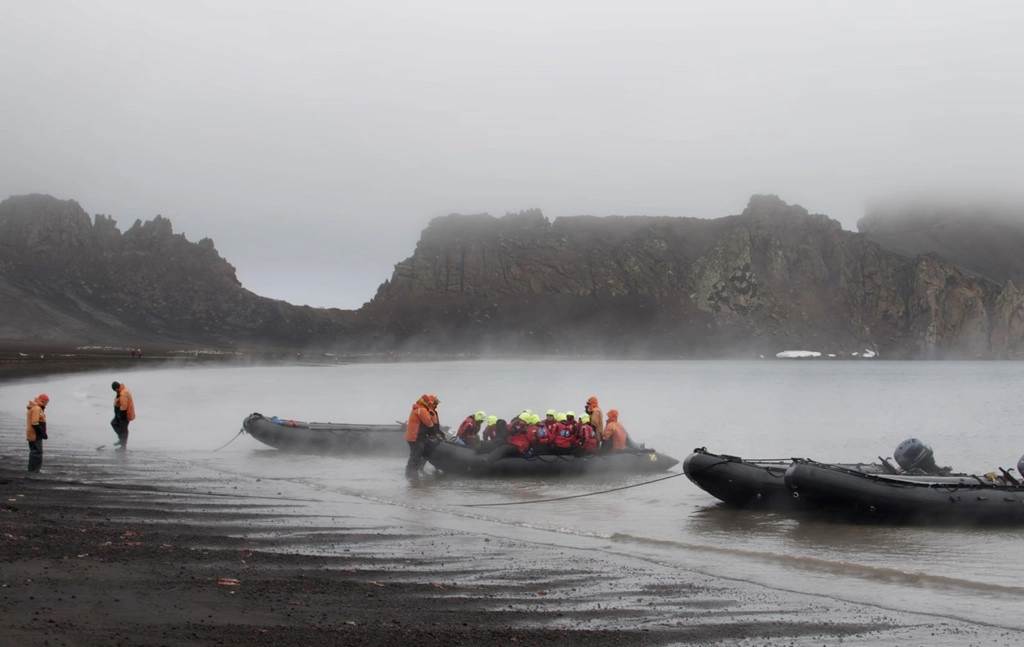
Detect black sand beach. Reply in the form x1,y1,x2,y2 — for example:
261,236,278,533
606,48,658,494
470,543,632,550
2,354,1020,645
0,458,934,647
0,342,310,384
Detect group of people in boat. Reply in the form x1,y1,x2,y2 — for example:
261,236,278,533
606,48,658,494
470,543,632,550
405,393,641,477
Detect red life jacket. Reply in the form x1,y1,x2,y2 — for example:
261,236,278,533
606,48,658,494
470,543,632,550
481,424,497,442
529,424,552,448
457,416,481,443
552,422,575,449
581,423,598,452
508,418,528,435
508,430,531,453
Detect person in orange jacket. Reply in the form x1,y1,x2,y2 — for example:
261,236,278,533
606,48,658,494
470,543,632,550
601,408,631,452
111,381,136,451
406,394,442,478
26,393,50,472
584,396,604,447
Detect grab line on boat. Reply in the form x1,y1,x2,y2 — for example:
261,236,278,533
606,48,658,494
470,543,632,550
461,471,687,507
212,428,246,452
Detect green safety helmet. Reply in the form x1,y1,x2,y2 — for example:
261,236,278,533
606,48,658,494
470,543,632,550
580,413,591,424
566,410,576,418
530,413,541,425
487,415,498,425
546,409,556,417
474,411,486,421
556,412,567,422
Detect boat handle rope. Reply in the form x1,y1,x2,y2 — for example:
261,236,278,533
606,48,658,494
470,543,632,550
687,457,790,480
461,471,687,507
213,428,246,452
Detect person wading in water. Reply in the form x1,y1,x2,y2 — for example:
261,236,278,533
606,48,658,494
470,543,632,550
110,381,136,451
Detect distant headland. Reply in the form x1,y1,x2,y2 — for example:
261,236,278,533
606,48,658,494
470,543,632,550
2,193,1023,359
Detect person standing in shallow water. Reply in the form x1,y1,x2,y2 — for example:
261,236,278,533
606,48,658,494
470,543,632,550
405,394,442,478
110,381,136,451
26,393,49,472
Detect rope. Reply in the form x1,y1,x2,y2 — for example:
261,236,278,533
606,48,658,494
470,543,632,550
212,428,246,452
462,471,686,507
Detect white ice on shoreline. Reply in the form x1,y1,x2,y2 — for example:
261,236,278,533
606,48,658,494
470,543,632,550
776,348,878,359
776,350,822,359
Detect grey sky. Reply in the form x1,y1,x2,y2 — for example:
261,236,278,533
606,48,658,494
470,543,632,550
3,1,1023,308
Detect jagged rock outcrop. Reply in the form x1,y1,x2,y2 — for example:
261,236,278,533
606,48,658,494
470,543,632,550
0,194,357,346
990,281,1024,358
365,196,1024,358
5,192,1024,358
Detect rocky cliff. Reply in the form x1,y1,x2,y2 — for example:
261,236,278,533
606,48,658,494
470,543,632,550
0,194,357,347
4,193,1024,358
364,196,1024,358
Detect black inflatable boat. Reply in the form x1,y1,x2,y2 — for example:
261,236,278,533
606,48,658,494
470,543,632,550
242,412,408,456
425,439,679,477
682,447,889,509
785,459,1024,525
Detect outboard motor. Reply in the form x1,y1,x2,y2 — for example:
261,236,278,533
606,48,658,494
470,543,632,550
1017,454,1024,478
894,438,941,474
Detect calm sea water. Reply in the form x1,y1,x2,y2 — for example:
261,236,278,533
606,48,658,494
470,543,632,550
4,359,1024,631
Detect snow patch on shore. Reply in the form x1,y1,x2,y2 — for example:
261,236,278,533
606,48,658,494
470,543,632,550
776,349,878,359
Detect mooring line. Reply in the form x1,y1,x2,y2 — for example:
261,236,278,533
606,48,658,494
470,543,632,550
462,471,686,507
212,428,245,452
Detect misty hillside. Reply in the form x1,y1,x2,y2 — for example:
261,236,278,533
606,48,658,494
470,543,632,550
0,194,358,347
3,193,1024,359
362,195,1024,359
859,202,1024,286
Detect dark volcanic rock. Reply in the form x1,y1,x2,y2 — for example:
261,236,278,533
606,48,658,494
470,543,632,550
0,194,357,347
364,196,1024,358
4,193,1024,358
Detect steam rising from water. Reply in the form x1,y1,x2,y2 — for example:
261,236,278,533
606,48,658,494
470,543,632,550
4,359,1024,629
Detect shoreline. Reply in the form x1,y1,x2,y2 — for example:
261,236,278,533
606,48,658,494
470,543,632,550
2,369,1020,644
0,458,931,647
0,342,344,384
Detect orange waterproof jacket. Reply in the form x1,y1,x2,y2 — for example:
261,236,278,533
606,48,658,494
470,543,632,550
25,399,47,442
115,385,136,421
406,396,434,442
603,409,628,450
586,397,604,439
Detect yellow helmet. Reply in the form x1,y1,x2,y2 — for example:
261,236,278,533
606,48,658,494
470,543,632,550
487,415,498,425
580,413,590,424
556,412,567,422
474,411,486,421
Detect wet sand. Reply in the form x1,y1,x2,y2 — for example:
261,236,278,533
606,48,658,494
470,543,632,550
0,342,228,383
2,357,1020,645
0,341,353,385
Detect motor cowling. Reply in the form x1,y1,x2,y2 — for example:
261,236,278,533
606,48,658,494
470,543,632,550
894,438,941,474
